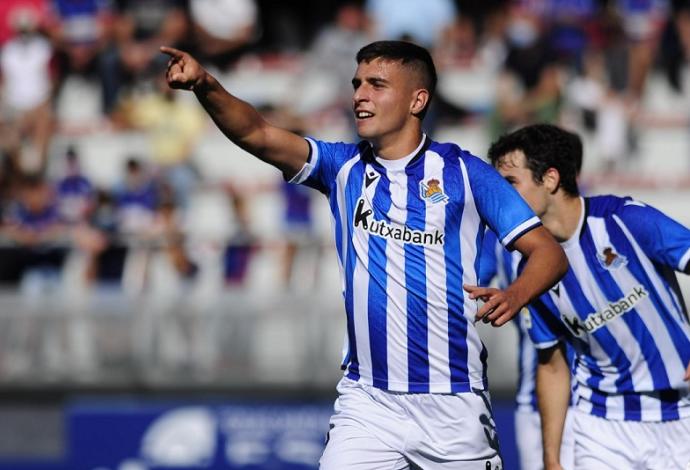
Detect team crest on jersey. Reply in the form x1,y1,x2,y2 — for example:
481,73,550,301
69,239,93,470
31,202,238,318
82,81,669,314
597,247,627,270
419,178,449,204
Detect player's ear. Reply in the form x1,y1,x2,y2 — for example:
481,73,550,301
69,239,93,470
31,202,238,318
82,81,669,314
410,88,429,116
543,167,560,194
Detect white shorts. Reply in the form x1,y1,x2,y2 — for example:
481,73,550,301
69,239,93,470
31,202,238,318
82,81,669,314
320,377,503,469
514,407,575,470
572,409,690,470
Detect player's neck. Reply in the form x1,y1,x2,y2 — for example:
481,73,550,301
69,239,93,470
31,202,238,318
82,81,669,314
542,194,583,243
371,126,423,160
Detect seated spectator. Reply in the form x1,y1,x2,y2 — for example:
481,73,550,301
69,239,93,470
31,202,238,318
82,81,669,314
119,75,205,208
56,145,95,224
113,157,158,240
47,0,115,114
113,157,158,294
104,0,188,114
280,181,320,290
0,8,55,173
56,145,106,283
188,0,258,70
489,3,563,138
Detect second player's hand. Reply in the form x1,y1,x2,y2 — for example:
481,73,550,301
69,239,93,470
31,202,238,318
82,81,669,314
463,285,521,326
684,361,690,381
160,46,206,91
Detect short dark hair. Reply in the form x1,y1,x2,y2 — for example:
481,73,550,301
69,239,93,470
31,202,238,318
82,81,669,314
487,124,582,197
356,40,437,118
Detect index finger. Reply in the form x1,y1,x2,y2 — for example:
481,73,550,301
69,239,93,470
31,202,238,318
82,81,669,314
160,46,184,59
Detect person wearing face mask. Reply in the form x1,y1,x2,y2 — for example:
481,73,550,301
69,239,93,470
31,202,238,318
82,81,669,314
0,8,54,173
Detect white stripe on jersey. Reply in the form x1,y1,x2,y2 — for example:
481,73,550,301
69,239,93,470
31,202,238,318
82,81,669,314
679,246,690,272
611,216,689,387
565,225,655,393
424,151,451,393
351,163,380,383
383,163,409,390
458,157,485,384
335,155,361,294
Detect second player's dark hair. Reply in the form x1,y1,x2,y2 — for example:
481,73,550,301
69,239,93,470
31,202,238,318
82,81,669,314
487,124,582,197
356,40,437,118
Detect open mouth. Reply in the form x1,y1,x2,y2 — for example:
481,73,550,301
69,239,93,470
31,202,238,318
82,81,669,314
355,111,374,120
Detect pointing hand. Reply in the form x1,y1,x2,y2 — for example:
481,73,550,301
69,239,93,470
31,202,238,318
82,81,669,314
160,46,206,91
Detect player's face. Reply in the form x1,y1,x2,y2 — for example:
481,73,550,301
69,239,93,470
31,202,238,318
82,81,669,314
496,150,550,217
351,58,418,143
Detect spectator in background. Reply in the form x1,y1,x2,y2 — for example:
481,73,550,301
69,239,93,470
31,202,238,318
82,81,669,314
365,0,457,48
280,181,319,290
0,0,49,46
114,157,157,238
105,0,188,113
3,173,63,246
188,0,258,70
57,145,95,224
47,0,115,114
490,2,563,139
120,74,205,208
0,8,55,173
290,2,370,132
113,157,157,294
615,0,669,102
56,145,107,284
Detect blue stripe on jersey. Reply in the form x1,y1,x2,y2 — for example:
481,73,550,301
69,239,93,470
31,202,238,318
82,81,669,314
609,218,690,380
343,160,366,381
582,225,674,394
624,393,642,418
368,173,391,389
561,271,632,417
442,157,470,391
405,166,429,392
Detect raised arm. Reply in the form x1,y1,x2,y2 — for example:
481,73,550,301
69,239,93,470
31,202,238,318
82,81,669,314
536,343,570,470
465,226,567,326
161,47,310,179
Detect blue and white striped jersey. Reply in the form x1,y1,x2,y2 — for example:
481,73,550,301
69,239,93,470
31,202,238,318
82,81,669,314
527,195,690,421
480,229,554,413
292,135,541,394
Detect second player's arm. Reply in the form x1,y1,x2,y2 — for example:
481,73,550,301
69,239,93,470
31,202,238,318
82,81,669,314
466,226,567,326
161,47,309,179
537,343,571,470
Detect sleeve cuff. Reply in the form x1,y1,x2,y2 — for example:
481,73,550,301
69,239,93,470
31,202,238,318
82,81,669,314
288,137,318,184
501,216,542,249
533,338,562,350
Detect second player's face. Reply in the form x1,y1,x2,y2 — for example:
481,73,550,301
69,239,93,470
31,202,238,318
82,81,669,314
496,150,550,217
351,58,417,143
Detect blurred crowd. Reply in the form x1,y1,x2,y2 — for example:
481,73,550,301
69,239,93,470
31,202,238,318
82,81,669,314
1,0,690,297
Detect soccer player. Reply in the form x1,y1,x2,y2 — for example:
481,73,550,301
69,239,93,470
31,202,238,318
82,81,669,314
488,123,690,470
480,229,575,470
479,128,584,470
161,40,567,468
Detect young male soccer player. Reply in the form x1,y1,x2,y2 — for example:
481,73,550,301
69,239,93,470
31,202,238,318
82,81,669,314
488,123,690,470
479,128,583,470
161,41,567,468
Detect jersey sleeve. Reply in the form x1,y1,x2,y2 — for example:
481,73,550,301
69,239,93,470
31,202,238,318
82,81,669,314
478,229,499,286
288,138,359,196
616,199,690,272
464,154,541,249
526,293,569,350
